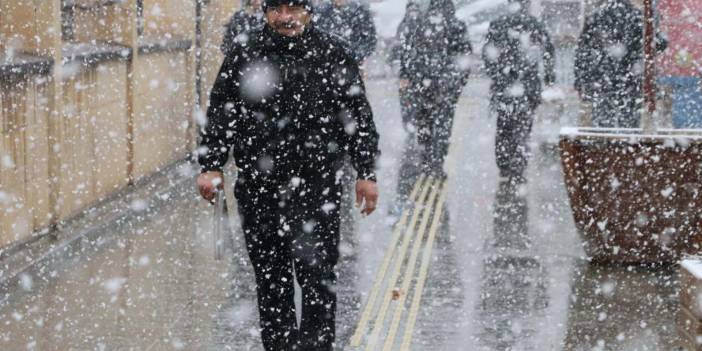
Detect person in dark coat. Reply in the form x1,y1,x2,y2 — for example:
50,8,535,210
401,0,472,176
220,0,266,56
314,0,377,63
482,0,555,183
196,0,380,349
392,1,422,132
574,0,667,128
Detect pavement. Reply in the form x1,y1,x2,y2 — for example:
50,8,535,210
0,77,684,350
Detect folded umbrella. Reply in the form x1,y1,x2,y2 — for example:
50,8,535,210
212,190,229,261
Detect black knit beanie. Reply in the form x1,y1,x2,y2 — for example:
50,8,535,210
262,0,313,13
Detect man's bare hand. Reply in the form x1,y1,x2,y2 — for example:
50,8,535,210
355,180,379,216
399,79,410,91
197,171,224,202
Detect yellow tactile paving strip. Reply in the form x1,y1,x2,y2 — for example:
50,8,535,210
350,175,447,351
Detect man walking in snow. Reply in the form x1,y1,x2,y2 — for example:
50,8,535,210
196,0,380,348
482,0,555,184
392,1,422,132
401,0,472,177
574,0,667,128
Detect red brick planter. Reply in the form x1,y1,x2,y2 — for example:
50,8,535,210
560,128,702,263
679,260,702,349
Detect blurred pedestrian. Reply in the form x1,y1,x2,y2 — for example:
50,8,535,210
401,0,472,177
392,1,422,132
315,0,377,64
197,0,380,349
221,0,266,56
482,0,555,184
574,0,667,128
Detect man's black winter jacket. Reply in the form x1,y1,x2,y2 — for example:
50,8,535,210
199,25,379,184
399,0,472,86
483,11,555,107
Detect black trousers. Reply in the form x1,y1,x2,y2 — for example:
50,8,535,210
493,99,536,180
399,85,420,133
414,79,463,175
235,176,342,351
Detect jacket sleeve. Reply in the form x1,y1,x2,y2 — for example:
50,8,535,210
453,21,473,84
538,22,556,86
389,19,407,63
398,26,417,80
453,22,473,56
482,21,503,81
355,4,378,62
340,58,380,181
198,53,244,173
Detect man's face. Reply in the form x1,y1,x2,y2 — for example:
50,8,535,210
265,5,311,37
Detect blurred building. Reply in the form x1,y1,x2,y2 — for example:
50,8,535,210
1,0,239,250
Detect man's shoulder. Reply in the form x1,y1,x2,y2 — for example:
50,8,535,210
490,15,513,29
310,28,357,63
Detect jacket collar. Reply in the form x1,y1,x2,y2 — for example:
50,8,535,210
256,24,316,57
